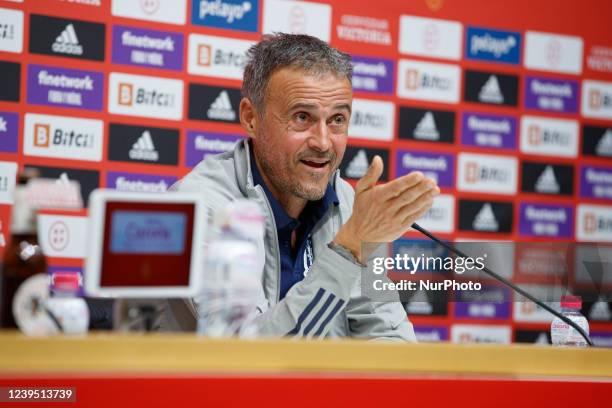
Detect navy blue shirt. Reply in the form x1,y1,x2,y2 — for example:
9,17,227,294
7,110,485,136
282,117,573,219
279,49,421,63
250,148,339,300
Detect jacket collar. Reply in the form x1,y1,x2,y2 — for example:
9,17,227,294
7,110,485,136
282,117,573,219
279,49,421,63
234,138,341,202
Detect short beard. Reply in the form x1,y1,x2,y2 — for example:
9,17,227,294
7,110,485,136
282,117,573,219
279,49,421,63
254,146,332,202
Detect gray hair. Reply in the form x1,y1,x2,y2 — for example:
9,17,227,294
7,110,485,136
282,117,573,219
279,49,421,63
242,33,352,115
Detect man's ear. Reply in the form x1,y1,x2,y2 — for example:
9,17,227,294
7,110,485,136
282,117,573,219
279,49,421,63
239,97,258,138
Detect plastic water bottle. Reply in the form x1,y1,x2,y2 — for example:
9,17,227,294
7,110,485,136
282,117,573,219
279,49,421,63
196,199,265,338
551,295,589,347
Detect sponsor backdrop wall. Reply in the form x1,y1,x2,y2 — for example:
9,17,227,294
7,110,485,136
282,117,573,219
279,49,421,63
1,0,611,345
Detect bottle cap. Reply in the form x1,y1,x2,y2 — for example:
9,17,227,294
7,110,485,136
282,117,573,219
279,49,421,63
561,295,582,309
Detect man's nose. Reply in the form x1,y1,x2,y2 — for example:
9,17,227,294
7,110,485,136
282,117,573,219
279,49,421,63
308,120,332,151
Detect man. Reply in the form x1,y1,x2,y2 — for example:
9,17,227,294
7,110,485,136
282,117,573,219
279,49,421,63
162,34,439,340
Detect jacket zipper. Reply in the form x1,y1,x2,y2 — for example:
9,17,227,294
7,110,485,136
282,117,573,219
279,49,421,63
254,185,282,304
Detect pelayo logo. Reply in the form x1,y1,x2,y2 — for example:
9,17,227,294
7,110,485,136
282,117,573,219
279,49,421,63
466,27,520,64
192,0,258,32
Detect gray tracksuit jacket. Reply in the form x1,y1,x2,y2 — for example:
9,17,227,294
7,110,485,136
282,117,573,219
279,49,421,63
159,139,416,341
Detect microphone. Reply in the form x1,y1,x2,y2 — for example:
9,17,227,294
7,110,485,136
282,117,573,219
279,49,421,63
410,222,594,347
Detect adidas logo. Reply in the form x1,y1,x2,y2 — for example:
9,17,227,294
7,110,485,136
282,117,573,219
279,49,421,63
589,300,611,321
207,91,236,121
414,111,440,140
129,131,159,161
479,75,504,104
473,203,499,232
535,165,560,194
345,149,369,179
596,129,612,157
0,117,7,132
52,24,83,56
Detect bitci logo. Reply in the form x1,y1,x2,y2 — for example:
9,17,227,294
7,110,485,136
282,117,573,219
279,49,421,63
197,44,211,66
33,124,50,147
109,73,183,120
118,83,133,106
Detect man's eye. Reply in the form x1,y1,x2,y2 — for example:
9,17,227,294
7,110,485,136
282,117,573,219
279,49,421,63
332,115,347,125
295,112,309,122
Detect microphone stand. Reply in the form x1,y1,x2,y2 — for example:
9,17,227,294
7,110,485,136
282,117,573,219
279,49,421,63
411,222,594,347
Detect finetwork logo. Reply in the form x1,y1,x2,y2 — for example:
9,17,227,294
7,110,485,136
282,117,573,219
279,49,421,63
580,165,612,200
520,116,578,158
27,64,104,111
399,106,455,144
112,25,184,71
396,150,454,188
185,131,243,167
525,76,578,113
129,131,159,162
397,59,460,104
520,203,572,238
351,56,394,94
23,113,103,162
192,0,258,32
107,172,177,193
461,112,517,149
466,27,520,64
